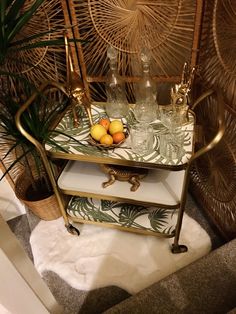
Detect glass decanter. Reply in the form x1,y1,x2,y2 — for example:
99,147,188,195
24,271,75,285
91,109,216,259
133,48,158,123
105,46,129,118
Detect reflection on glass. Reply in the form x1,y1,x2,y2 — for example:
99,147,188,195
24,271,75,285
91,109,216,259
159,104,188,161
159,128,185,160
105,45,129,118
159,104,188,130
130,122,154,155
134,48,158,123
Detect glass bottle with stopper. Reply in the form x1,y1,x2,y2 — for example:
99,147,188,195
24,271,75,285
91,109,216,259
133,48,158,123
105,46,129,118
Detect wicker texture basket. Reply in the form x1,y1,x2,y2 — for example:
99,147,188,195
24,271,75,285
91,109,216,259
15,173,61,221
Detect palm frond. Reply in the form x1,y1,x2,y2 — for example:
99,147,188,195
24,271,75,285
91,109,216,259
0,144,33,180
7,0,44,43
4,0,26,26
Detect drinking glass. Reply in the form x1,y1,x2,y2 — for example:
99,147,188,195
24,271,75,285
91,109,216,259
133,100,157,123
159,128,185,160
159,104,188,130
130,123,154,155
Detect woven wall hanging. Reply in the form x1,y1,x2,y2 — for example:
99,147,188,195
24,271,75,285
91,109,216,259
0,0,67,89
64,0,203,102
199,0,236,111
190,0,236,240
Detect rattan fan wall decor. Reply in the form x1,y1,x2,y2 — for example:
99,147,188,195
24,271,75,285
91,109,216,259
199,0,236,110
190,83,236,240
190,111,236,240
189,0,236,240
64,0,203,102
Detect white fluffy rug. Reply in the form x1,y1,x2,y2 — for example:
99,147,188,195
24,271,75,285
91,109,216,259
30,214,211,294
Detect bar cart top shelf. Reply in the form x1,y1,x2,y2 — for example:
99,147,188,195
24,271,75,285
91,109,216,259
45,103,195,170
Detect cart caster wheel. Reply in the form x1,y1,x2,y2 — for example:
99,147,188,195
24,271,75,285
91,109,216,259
171,244,188,254
66,224,80,236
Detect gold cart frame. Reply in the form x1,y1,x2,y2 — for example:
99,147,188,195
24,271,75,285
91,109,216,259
15,81,225,253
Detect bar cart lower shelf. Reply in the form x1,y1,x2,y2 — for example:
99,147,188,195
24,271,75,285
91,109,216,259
66,196,178,238
58,161,186,208
65,195,188,254
58,160,187,253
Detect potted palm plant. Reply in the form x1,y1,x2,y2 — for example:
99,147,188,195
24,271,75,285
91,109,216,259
0,0,86,219
0,80,70,219
0,0,70,83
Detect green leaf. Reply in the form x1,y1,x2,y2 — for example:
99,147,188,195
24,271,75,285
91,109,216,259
2,143,18,160
119,204,148,227
5,0,27,25
101,200,117,211
7,0,44,43
0,0,7,50
0,145,33,181
0,80,72,185
46,138,69,153
162,226,175,235
93,210,116,223
148,208,170,231
0,0,7,25
0,0,89,66
50,130,88,147
11,32,86,48
17,39,67,50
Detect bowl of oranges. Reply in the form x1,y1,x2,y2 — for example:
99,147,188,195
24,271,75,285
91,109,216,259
89,117,127,149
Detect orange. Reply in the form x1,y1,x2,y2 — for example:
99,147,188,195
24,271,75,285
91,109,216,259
112,132,125,144
100,134,113,145
99,118,110,131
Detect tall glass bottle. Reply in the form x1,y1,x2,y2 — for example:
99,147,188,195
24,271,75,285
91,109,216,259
105,46,129,118
134,48,158,123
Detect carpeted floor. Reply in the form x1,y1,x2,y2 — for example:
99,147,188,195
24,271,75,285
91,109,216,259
7,193,225,314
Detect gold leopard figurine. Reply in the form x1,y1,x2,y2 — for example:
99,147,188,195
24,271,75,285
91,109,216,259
100,164,148,192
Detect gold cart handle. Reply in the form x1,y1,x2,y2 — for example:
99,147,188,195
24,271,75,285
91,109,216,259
188,89,225,165
15,81,70,222
15,81,68,161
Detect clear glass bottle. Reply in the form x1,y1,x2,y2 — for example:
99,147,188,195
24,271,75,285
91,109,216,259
105,46,129,118
134,48,158,123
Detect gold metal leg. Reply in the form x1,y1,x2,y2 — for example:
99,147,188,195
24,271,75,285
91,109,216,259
38,150,80,236
172,167,190,254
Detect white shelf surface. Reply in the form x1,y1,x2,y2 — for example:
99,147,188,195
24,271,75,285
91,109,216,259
58,161,185,206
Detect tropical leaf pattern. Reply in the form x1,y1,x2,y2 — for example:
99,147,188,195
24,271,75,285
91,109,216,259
67,196,177,236
46,103,194,166
148,208,173,231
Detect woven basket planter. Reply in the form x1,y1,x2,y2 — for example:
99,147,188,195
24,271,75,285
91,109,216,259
15,173,62,221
